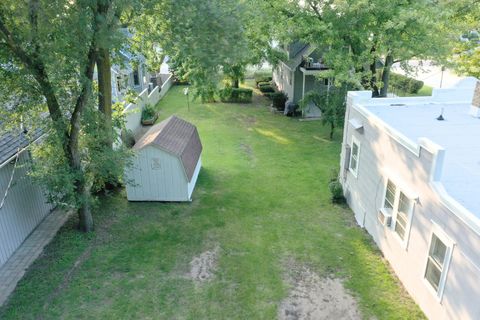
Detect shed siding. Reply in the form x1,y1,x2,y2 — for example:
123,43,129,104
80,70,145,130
126,146,189,201
0,151,53,267
187,156,202,200
340,100,480,319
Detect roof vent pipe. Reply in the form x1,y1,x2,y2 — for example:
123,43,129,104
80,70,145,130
437,108,445,121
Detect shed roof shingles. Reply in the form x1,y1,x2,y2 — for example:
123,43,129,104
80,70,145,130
134,116,202,182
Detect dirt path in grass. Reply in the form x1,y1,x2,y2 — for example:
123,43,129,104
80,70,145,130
188,245,220,283
279,263,361,320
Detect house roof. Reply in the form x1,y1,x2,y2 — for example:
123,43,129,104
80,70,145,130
0,127,43,166
348,77,480,232
133,116,202,182
284,45,317,70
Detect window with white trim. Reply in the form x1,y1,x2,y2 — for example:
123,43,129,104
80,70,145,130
424,230,453,298
383,180,396,212
394,192,412,241
381,179,414,244
349,137,360,177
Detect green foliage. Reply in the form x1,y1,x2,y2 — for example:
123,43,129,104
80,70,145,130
261,0,451,94
300,85,349,139
258,83,275,93
219,87,253,103
254,71,273,85
390,73,424,94
133,0,257,103
328,180,345,204
447,0,480,78
271,92,288,111
328,169,345,204
141,104,156,121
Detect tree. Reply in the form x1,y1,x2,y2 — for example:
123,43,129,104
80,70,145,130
134,0,271,102
261,0,451,96
300,85,349,140
448,0,480,78
0,0,129,232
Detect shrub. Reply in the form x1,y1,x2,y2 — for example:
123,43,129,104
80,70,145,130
257,81,271,88
254,71,272,85
258,83,275,93
328,180,345,204
390,73,424,94
142,104,157,121
271,92,288,111
121,129,136,148
219,87,253,103
263,92,275,100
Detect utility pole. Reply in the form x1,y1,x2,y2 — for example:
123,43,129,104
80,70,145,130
440,66,445,88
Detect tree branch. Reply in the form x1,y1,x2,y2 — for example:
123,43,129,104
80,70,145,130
0,9,64,127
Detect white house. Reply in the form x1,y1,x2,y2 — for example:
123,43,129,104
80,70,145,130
0,128,53,268
125,116,202,202
340,77,480,319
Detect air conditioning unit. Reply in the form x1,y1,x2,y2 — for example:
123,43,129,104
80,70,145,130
378,209,392,227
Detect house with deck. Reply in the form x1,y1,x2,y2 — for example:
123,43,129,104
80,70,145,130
0,128,53,269
340,77,480,319
272,42,331,117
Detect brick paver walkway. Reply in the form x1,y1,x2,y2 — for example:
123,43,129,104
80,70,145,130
0,209,70,306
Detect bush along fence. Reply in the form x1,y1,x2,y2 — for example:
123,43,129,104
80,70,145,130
123,73,173,135
390,73,424,94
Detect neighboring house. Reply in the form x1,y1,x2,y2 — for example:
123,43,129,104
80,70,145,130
126,116,202,202
102,28,162,104
339,77,480,319
0,128,53,268
272,42,331,117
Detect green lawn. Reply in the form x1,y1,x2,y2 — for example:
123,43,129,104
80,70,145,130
0,85,424,319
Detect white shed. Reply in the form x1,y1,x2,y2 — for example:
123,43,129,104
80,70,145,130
126,116,202,201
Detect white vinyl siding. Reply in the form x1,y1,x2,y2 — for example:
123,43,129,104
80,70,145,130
349,136,360,177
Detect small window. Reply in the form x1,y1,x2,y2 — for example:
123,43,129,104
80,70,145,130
384,180,396,211
381,178,415,247
394,192,411,240
349,136,360,177
424,231,453,298
133,68,140,86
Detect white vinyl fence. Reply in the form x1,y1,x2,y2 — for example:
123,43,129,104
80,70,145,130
123,73,173,135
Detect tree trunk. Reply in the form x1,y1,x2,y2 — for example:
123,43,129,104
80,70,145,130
68,46,97,232
233,78,239,88
97,47,113,146
330,122,335,140
369,43,380,97
380,54,394,97
77,179,93,232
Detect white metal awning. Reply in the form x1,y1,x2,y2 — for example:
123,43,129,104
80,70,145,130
349,118,364,131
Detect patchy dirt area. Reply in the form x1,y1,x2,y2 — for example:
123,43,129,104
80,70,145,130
188,246,219,282
279,264,361,320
